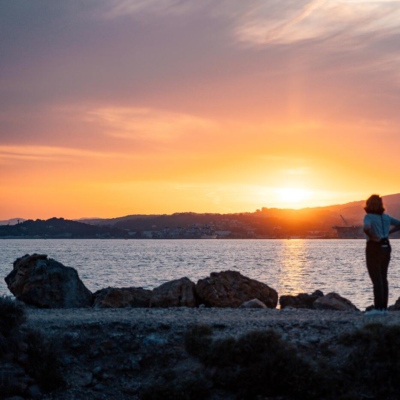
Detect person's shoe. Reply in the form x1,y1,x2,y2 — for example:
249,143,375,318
364,309,386,316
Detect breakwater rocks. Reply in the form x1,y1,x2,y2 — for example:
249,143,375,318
5,254,279,310
5,254,365,311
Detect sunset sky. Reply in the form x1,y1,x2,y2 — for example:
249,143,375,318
1,0,400,220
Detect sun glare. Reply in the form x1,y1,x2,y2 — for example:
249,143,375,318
277,187,310,207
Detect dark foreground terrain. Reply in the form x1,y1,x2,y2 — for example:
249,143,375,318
3,302,400,399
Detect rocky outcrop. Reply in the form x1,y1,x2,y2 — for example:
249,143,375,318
4,254,92,308
93,287,152,308
313,292,359,311
385,294,400,311
150,277,197,307
280,290,324,309
3,254,362,313
195,270,278,308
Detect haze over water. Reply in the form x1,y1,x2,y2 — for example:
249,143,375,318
2,239,400,310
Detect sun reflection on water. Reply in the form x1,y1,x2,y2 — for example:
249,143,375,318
277,239,309,296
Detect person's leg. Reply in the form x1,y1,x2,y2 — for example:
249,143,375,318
366,241,385,309
379,246,391,310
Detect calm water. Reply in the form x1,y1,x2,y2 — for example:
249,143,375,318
1,239,400,310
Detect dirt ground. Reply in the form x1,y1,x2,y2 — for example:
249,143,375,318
23,307,400,400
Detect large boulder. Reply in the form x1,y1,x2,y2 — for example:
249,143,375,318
195,271,278,308
93,287,152,308
5,254,92,308
150,277,197,307
313,292,359,311
280,290,324,309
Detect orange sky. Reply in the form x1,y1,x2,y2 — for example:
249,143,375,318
1,1,400,220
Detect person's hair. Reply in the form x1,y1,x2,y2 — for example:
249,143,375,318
364,194,385,215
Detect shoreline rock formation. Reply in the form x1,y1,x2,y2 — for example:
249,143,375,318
3,254,383,312
92,287,152,308
196,270,278,308
4,254,281,310
5,254,92,308
280,290,359,311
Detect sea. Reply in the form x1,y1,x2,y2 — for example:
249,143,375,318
1,239,400,310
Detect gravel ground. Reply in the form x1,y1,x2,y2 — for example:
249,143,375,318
22,307,400,400
25,306,400,345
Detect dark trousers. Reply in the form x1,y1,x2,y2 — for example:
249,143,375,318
366,240,391,310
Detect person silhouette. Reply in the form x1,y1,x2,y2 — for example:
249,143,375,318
363,194,400,315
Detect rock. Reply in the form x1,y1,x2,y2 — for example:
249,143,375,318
240,298,267,308
313,292,359,311
150,277,197,307
4,254,92,308
195,271,278,308
388,298,400,311
93,287,151,308
280,290,324,309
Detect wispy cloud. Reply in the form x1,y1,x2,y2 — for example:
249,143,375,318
99,0,206,19
0,145,119,163
86,107,216,142
234,0,400,46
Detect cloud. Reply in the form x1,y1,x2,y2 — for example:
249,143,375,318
98,0,212,19
234,0,400,46
86,107,216,143
0,145,118,164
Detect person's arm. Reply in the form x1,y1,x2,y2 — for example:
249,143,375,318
389,217,400,235
364,226,380,241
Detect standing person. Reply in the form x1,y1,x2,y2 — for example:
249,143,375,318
363,194,400,316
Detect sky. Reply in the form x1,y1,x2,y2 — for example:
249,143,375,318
1,0,400,219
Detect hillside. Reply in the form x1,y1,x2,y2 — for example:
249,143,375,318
0,218,129,239
3,194,400,239
79,193,400,239
0,218,26,226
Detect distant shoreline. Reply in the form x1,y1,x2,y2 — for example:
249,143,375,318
0,237,366,240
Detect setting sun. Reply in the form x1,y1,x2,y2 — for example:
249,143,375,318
277,188,310,207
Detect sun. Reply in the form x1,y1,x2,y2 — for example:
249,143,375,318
277,187,310,206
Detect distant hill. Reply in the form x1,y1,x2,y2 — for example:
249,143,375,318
0,218,26,226
0,218,129,239
3,193,400,239
81,193,400,230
